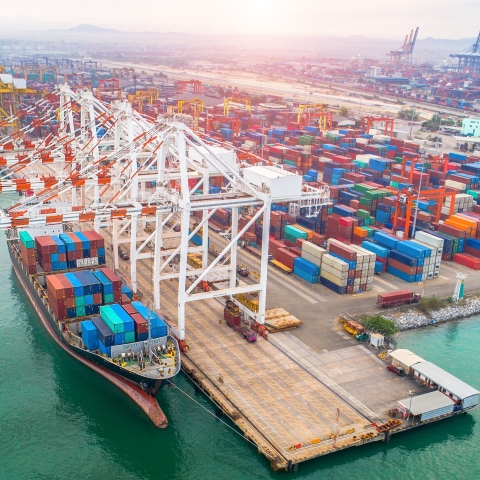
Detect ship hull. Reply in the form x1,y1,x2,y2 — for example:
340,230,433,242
8,241,169,428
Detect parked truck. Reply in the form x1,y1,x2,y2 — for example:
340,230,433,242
224,300,257,342
377,290,421,309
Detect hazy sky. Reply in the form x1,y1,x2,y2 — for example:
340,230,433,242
1,0,479,39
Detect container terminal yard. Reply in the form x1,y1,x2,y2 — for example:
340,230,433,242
1,49,480,471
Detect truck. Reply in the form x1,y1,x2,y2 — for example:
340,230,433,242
223,300,257,342
237,264,249,277
377,290,421,309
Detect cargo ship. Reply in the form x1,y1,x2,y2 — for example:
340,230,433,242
6,228,181,428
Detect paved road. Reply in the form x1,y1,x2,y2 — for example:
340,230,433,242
207,229,480,353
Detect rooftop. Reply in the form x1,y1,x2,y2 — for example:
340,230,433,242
390,349,425,368
398,390,455,415
412,361,479,400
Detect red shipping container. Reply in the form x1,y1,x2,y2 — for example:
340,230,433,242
121,294,131,305
275,248,298,269
123,304,138,315
388,258,417,275
100,267,122,291
66,233,83,251
454,253,480,270
329,241,357,261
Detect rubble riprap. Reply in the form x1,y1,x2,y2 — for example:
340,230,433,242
382,298,480,330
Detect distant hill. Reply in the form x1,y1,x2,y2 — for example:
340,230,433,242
19,24,477,62
65,24,122,34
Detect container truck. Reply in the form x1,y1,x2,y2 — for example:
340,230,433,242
224,300,257,342
377,290,421,308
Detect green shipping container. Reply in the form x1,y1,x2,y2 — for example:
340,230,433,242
284,225,307,240
103,293,114,304
76,306,86,317
19,231,35,249
75,296,85,307
100,305,124,333
124,331,135,344
356,209,370,220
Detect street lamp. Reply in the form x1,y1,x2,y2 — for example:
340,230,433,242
408,389,414,425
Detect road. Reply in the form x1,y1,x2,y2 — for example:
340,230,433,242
98,59,468,120
207,229,480,353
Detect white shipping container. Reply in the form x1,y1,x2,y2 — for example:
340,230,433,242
414,231,444,249
302,241,327,258
354,278,361,285
321,254,349,272
320,270,347,287
445,180,466,191
301,251,322,267
321,262,349,280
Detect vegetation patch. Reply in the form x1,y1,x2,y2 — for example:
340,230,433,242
362,314,399,337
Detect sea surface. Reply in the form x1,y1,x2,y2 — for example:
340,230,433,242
1,195,479,479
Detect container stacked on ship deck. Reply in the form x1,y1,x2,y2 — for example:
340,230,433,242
19,231,36,274
83,302,168,357
45,267,125,320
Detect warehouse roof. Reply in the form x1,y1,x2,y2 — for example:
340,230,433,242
412,362,479,400
390,349,424,368
398,391,455,416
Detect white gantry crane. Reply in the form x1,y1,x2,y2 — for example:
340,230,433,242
0,85,331,340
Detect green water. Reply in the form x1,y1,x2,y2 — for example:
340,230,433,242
1,204,479,478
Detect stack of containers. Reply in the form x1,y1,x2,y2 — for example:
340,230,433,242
46,274,74,320
131,301,168,338
320,253,349,294
362,240,389,273
123,304,149,341
275,248,299,269
410,239,438,280
414,231,443,278
284,225,307,247
93,270,115,305
80,320,99,351
301,241,326,268
100,267,122,303
35,235,67,272
346,244,375,292
110,303,135,344
92,315,115,356
392,240,428,282
64,271,102,317
100,305,126,346
19,231,36,274
293,257,320,283
454,237,480,269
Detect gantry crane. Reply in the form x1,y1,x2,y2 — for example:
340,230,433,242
399,155,449,184
0,86,331,344
205,115,240,136
0,70,38,130
391,187,457,238
177,79,203,94
297,103,328,124
96,78,122,102
224,97,251,116
362,116,395,136
127,89,159,113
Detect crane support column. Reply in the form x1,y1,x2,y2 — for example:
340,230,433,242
230,206,239,289
257,201,271,325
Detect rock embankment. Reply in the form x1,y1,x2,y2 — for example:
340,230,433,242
382,298,480,330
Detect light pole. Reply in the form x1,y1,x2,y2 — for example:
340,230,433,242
409,107,416,140
408,389,413,425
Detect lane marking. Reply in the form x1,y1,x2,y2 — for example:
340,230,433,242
374,277,399,289
373,285,386,293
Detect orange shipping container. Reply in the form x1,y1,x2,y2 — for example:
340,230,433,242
292,224,313,240
353,226,369,238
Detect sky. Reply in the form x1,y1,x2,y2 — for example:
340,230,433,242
0,0,479,39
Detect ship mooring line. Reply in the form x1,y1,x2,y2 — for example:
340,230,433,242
167,380,259,449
